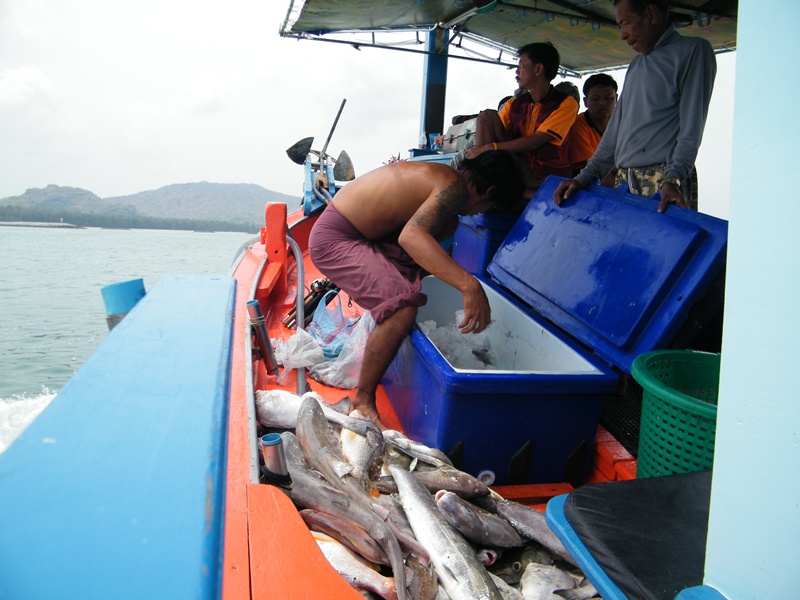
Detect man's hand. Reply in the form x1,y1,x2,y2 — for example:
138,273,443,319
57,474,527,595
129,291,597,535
458,277,491,334
465,144,494,160
553,178,583,206
657,181,687,213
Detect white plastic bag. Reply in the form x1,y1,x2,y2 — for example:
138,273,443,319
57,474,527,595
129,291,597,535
272,328,326,386
310,311,375,389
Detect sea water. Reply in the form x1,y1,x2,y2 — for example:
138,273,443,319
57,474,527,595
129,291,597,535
0,225,254,452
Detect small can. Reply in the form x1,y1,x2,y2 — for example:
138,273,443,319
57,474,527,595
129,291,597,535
260,433,289,476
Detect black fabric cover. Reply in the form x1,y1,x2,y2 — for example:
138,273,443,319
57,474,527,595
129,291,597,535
564,470,712,600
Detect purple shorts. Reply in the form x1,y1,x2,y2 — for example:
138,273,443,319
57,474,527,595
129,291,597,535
308,203,427,324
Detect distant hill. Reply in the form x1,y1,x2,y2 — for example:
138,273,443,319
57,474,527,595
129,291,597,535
0,185,112,214
105,182,298,223
0,183,300,232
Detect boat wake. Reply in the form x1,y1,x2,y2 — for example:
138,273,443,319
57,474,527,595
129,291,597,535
0,389,56,453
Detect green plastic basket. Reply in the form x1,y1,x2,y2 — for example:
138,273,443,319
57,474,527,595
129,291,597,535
631,350,720,478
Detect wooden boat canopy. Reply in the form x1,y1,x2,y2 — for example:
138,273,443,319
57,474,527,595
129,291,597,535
280,0,738,75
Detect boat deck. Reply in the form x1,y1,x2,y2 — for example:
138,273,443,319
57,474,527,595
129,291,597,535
222,202,639,598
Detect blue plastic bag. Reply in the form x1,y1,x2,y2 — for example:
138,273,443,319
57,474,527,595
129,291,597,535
310,311,374,389
307,291,357,360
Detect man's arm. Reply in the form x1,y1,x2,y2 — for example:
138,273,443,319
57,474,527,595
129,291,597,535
664,39,717,184
658,39,716,212
397,181,491,333
468,131,554,158
469,96,578,159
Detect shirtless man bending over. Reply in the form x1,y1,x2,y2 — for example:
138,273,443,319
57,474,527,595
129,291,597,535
309,151,525,429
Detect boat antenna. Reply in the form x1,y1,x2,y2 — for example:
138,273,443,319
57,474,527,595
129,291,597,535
320,98,346,161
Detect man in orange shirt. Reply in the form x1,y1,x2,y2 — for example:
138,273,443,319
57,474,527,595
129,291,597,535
568,73,619,177
464,42,578,203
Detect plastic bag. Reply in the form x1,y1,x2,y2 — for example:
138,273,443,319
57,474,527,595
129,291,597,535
272,327,326,386
310,311,375,389
307,291,358,361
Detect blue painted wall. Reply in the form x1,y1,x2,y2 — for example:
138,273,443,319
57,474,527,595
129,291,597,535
705,1,800,597
0,275,235,599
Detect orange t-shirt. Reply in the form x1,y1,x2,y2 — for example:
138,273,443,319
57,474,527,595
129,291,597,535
498,88,578,178
568,112,603,173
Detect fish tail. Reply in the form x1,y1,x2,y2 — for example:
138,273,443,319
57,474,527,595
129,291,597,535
554,587,592,600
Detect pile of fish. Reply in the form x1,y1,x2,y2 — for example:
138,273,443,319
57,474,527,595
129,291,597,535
255,390,601,600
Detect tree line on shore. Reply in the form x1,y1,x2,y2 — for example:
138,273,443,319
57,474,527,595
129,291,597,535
0,205,259,233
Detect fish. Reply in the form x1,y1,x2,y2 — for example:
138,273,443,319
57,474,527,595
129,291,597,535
489,544,554,586
469,488,506,513
281,432,409,600
256,389,382,443
294,397,431,563
495,500,576,567
370,493,433,566
519,562,576,600
313,531,399,600
554,579,600,600
489,573,525,600
383,429,453,469
435,490,525,548
295,396,380,508
330,395,353,414
372,494,417,539
341,409,385,485
405,553,439,600
300,509,388,566
477,548,501,567
374,467,490,500
255,389,333,428
415,467,490,499
382,444,415,474
389,463,503,600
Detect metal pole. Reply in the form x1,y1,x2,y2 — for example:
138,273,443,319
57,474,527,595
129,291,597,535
246,300,279,375
320,98,347,160
286,233,307,395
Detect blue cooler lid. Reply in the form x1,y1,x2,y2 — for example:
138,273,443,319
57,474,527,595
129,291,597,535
487,177,728,374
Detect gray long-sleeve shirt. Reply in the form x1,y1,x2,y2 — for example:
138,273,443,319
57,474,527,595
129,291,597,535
575,26,717,187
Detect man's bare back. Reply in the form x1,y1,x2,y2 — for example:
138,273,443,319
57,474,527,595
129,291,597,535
332,161,467,241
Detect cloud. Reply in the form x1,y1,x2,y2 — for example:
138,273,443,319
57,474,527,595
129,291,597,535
7,0,58,43
0,66,57,109
0,0,733,220
192,96,228,117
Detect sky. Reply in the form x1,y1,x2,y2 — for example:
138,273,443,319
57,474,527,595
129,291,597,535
0,0,734,219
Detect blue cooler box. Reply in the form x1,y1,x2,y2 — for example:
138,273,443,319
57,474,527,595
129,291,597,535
452,212,518,276
382,177,728,485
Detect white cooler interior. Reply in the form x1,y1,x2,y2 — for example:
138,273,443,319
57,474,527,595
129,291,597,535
417,277,603,375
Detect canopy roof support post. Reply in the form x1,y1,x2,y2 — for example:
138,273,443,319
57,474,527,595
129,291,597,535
419,27,449,146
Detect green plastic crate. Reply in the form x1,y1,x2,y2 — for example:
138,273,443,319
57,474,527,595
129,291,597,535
631,350,720,478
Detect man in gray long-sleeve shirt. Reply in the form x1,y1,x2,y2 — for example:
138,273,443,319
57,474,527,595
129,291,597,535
555,0,716,213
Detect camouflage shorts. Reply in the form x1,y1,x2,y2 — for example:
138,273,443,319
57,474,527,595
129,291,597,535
615,163,699,212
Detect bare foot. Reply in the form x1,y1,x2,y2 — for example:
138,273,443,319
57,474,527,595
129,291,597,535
350,402,387,432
